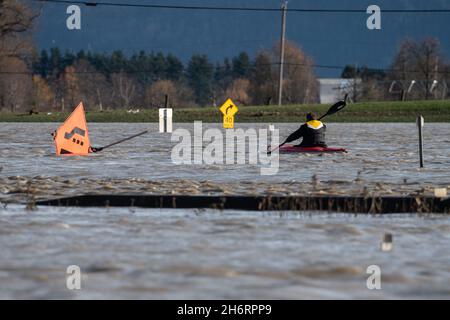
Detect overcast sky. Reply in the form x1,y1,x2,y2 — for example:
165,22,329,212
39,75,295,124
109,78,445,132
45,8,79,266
33,0,450,77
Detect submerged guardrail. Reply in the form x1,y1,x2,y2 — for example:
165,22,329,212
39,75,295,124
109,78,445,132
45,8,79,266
35,194,450,214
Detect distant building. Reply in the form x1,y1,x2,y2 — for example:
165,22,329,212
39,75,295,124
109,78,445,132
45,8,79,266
318,78,359,104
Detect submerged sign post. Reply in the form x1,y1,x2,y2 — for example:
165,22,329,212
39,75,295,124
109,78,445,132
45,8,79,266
220,98,238,129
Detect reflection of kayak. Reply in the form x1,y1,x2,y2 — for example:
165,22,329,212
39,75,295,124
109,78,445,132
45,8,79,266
279,145,347,154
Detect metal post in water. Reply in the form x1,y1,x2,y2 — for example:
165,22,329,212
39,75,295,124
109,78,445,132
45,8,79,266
417,115,424,168
163,95,169,133
163,109,167,133
381,233,393,252
165,94,169,109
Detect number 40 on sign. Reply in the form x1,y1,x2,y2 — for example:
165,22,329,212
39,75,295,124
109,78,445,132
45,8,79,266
220,99,238,129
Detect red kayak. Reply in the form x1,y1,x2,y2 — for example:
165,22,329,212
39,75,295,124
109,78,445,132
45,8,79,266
279,145,347,154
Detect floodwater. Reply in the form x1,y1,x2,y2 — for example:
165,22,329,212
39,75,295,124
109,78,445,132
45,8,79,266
1,123,450,201
1,123,450,185
1,206,449,299
1,122,450,299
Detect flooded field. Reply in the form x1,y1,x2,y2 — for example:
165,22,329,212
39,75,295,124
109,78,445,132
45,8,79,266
1,123,450,299
1,205,450,299
1,123,450,201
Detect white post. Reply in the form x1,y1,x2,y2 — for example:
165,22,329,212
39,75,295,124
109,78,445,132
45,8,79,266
159,108,173,133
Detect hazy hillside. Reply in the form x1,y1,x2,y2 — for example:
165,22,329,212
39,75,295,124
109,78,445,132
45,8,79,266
34,0,450,76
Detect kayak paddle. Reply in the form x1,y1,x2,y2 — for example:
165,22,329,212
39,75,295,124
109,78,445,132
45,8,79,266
267,94,348,155
318,93,348,120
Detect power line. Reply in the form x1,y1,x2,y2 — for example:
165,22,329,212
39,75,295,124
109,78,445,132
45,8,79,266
33,0,450,13
0,63,335,75
0,62,449,75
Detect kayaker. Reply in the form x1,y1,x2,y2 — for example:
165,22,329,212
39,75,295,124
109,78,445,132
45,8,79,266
284,112,327,148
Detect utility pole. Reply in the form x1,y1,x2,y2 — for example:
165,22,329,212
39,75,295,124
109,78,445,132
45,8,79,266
433,56,439,99
278,1,287,106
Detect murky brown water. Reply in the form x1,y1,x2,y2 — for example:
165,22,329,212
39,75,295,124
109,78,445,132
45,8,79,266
1,205,449,299
1,123,450,202
1,123,450,299
1,123,450,184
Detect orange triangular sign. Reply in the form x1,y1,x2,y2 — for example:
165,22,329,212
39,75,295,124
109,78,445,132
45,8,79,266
54,102,91,155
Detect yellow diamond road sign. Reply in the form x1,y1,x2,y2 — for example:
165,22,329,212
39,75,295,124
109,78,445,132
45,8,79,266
220,99,238,117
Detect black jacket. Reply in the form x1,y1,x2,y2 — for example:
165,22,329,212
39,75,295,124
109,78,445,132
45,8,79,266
285,120,327,147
